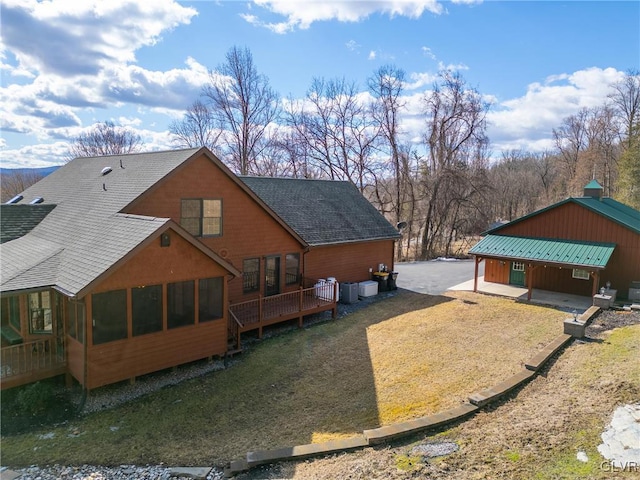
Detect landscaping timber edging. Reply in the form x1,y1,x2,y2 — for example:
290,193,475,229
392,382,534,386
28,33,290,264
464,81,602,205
223,310,597,478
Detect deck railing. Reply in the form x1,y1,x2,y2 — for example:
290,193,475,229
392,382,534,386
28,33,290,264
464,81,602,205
1,338,65,381
229,282,338,347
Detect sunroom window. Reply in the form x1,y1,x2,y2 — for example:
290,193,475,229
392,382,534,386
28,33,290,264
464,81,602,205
28,291,53,334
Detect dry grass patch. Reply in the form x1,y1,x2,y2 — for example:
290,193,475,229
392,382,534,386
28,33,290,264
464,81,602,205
1,290,567,468
269,312,640,480
365,291,565,425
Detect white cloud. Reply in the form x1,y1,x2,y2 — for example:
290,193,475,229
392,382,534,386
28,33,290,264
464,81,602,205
487,67,625,153
1,0,197,76
368,50,377,60
437,61,469,72
248,0,444,32
0,1,206,167
404,72,437,91
421,46,436,60
346,40,361,51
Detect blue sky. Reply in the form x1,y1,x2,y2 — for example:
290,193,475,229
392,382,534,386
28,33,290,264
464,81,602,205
1,0,638,168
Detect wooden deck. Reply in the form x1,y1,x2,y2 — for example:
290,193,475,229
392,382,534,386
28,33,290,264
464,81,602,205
228,282,338,350
1,338,66,390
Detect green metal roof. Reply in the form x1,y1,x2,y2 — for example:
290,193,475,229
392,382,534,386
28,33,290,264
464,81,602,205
584,179,603,190
486,197,640,236
469,235,615,269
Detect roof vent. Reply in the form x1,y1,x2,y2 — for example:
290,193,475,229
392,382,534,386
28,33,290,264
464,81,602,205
101,166,113,176
583,180,603,200
30,197,44,204
5,195,23,204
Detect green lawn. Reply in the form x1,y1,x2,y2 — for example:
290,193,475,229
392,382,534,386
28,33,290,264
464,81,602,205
1,290,567,467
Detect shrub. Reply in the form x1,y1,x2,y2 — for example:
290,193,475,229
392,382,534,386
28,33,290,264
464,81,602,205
15,381,56,416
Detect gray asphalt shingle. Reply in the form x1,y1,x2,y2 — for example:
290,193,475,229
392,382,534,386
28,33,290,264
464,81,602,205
240,176,401,245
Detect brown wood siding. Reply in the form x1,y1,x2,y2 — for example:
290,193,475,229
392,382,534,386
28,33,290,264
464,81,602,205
488,202,640,297
93,228,229,293
66,336,84,385
304,240,395,284
530,265,593,296
82,228,229,389
124,153,304,302
85,320,226,390
484,259,510,284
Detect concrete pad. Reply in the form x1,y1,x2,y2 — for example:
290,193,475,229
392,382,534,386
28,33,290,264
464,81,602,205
247,435,368,467
525,334,572,371
223,459,249,478
469,369,536,407
564,319,585,338
168,467,211,479
449,277,593,312
363,403,478,445
0,469,21,480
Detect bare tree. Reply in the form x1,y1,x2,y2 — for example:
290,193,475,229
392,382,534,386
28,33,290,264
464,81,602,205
67,121,143,160
202,46,280,175
616,131,640,208
419,71,490,259
552,108,589,194
284,77,379,190
1,170,45,202
609,70,640,206
609,69,640,148
368,65,412,260
169,100,222,152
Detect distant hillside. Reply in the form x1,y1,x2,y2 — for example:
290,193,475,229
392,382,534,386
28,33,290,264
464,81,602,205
1,166,60,203
0,166,60,177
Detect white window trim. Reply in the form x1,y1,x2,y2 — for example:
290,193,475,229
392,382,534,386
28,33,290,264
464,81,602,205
512,262,525,272
572,268,590,280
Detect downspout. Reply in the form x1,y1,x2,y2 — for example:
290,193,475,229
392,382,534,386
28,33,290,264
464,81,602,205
78,297,89,413
302,246,311,286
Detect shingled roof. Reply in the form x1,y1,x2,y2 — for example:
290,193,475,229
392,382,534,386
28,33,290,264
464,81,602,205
1,148,238,296
0,204,56,243
2,148,399,295
240,176,401,246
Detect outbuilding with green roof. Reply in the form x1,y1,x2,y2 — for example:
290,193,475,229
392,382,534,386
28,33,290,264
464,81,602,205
469,180,640,302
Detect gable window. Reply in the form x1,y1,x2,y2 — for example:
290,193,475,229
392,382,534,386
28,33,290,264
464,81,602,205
285,253,300,285
181,199,222,237
572,269,590,280
92,290,127,345
199,277,224,322
132,285,163,336
168,280,195,329
29,291,53,334
243,258,260,293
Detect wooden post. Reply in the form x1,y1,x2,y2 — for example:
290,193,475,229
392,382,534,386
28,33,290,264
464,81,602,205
526,264,535,301
591,271,600,297
298,287,303,328
473,256,480,293
258,295,263,339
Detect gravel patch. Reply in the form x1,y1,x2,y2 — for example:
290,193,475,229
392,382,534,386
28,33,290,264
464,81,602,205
410,441,459,459
585,307,640,338
1,464,224,480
